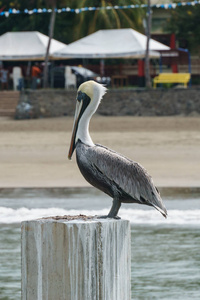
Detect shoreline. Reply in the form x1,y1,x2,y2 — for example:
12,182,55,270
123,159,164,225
0,116,200,188
1,186,200,197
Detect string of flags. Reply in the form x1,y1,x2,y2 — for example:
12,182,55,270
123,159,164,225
1,1,200,17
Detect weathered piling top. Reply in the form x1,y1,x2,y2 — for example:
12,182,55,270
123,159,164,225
22,216,131,300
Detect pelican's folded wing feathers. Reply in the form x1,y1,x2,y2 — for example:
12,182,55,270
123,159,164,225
88,144,167,216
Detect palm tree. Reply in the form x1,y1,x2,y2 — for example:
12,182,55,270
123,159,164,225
72,0,145,41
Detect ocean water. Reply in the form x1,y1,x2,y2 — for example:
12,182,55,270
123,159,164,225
0,188,200,300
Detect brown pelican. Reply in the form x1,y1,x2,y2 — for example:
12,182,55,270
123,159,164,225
68,80,167,219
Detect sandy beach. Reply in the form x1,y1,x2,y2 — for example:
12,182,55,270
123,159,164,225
0,115,200,188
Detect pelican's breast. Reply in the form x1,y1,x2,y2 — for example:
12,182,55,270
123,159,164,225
75,141,117,198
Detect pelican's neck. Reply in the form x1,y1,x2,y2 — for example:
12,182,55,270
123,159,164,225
76,112,94,147
75,81,106,147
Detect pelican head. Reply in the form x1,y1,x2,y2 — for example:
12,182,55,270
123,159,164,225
68,80,107,160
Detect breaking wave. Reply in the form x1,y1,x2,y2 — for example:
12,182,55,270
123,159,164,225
0,206,200,225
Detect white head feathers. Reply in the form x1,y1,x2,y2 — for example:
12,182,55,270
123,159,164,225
78,80,107,103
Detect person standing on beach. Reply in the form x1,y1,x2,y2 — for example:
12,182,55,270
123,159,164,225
0,65,9,90
31,62,41,89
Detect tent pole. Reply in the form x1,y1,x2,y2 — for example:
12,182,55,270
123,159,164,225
100,59,105,77
50,61,55,88
43,1,56,88
159,55,162,73
145,0,152,89
178,48,192,87
26,61,31,88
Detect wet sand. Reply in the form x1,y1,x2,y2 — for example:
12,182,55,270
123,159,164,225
0,116,200,188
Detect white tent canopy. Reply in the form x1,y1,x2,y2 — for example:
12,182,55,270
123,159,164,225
0,31,67,61
54,28,170,59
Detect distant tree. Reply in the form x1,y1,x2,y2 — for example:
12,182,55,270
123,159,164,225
0,0,146,43
72,0,145,40
0,0,50,36
165,5,200,53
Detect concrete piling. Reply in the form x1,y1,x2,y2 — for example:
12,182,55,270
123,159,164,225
21,216,131,300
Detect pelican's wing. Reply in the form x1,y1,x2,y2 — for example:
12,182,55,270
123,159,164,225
88,144,167,217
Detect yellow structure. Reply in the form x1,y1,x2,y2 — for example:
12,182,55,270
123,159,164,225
153,73,191,88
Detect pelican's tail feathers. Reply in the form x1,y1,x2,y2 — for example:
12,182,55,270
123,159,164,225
153,204,168,218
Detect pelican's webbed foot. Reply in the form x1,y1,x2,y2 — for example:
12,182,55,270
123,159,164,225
98,215,121,220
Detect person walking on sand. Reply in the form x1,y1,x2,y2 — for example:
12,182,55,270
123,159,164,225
0,65,9,90
31,62,41,89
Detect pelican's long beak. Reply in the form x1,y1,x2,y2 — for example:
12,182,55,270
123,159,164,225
68,100,83,160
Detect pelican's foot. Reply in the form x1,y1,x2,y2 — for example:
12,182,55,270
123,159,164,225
97,215,121,220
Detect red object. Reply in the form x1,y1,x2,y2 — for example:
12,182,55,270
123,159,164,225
31,66,41,77
170,33,178,73
170,33,176,49
171,64,178,73
138,60,145,77
0,6,6,13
